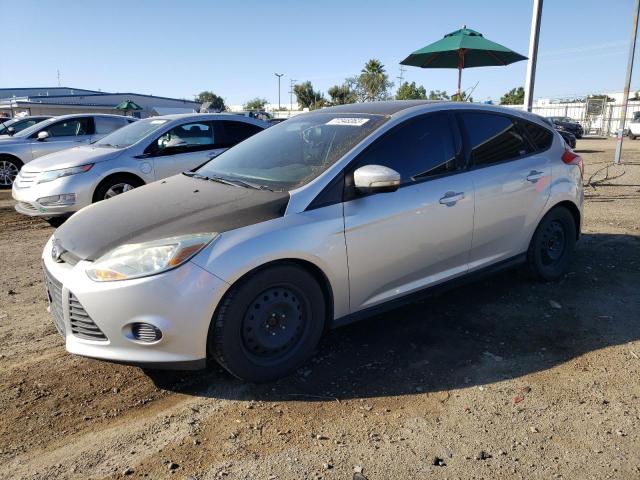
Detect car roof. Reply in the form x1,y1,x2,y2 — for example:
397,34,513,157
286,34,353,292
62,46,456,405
146,112,269,126
44,113,130,121
318,100,440,116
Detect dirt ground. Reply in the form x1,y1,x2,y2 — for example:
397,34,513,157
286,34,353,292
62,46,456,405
0,138,639,480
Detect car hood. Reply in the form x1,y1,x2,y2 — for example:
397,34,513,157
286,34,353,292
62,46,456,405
54,173,290,261
23,145,123,172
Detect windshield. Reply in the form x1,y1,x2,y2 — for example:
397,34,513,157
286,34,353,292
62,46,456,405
196,112,388,190
14,117,58,138
93,118,168,148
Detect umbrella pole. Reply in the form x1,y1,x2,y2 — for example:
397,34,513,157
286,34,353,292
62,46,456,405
457,67,462,99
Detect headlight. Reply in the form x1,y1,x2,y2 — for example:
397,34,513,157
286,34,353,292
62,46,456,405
86,233,217,282
38,164,93,183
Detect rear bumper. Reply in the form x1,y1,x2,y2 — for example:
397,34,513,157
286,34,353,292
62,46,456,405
42,236,230,369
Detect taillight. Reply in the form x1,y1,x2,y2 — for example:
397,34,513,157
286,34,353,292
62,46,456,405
562,145,583,179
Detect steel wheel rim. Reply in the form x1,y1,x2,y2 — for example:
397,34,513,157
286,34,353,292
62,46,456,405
540,220,566,265
0,160,18,186
241,286,308,364
104,182,134,199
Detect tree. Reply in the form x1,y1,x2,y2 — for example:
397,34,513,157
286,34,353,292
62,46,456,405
395,81,427,100
428,90,450,100
243,97,269,110
500,87,525,105
352,59,393,102
194,91,226,111
451,91,473,102
294,81,326,110
328,83,357,105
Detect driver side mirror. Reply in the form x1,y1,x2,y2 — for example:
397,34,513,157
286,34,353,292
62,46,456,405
353,165,401,194
37,131,50,141
6,127,15,136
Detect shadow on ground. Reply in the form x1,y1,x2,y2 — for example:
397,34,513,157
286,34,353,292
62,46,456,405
147,233,640,401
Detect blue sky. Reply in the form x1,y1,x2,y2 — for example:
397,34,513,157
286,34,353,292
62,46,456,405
0,0,637,104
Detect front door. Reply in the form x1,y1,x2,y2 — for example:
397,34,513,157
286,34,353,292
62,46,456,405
343,113,474,312
29,117,93,159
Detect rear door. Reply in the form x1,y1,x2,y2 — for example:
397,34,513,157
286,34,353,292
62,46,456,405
458,112,552,271
211,120,264,162
343,112,475,312
29,117,94,159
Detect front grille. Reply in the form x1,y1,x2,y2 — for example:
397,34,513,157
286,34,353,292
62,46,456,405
43,265,64,335
14,170,39,189
69,293,108,341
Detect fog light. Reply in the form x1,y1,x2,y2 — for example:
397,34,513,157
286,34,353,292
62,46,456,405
131,323,162,342
37,193,76,206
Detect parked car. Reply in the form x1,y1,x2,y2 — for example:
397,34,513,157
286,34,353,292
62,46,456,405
42,101,583,381
12,114,267,220
0,116,52,137
546,116,583,139
0,114,134,188
627,112,640,139
539,116,576,148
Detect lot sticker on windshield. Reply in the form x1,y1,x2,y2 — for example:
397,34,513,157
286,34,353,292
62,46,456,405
150,120,168,125
326,118,369,126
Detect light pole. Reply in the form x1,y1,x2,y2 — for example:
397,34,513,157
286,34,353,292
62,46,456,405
289,78,297,117
523,0,543,112
274,73,284,111
614,0,640,165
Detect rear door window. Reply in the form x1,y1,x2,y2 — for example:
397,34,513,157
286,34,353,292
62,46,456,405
148,121,215,155
214,121,264,148
460,113,532,166
94,116,129,134
351,113,458,185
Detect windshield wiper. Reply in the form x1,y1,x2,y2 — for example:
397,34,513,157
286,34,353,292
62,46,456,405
226,177,274,191
183,171,238,187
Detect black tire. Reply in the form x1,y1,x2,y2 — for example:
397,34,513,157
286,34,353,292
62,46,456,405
209,263,326,382
630,133,636,140
46,216,67,228
93,174,143,202
526,207,576,281
0,156,21,189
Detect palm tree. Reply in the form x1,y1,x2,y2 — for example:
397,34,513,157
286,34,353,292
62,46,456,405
357,59,393,102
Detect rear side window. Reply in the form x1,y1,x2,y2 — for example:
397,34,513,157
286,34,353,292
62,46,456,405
521,120,553,151
460,113,531,166
94,116,129,134
352,113,458,184
214,121,264,148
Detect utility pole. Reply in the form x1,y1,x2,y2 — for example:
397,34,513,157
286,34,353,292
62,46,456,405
274,73,284,111
523,0,543,112
289,78,297,117
614,0,640,165
57,68,62,87
396,65,406,92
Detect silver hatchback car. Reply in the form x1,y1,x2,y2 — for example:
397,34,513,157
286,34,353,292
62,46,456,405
12,114,267,220
42,101,583,382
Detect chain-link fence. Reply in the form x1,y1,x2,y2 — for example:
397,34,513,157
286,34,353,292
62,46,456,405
504,101,640,136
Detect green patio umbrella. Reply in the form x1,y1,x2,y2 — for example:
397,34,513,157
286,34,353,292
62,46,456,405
400,26,527,99
114,99,143,116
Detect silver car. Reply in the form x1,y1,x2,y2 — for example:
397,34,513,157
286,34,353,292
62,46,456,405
42,101,584,382
0,115,52,137
12,114,267,220
0,113,133,188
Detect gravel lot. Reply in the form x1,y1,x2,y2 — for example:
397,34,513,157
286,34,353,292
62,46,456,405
1,138,639,480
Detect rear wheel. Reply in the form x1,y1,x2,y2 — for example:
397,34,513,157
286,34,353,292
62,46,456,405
526,207,576,281
0,157,21,189
209,263,326,382
629,133,636,140
93,174,143,202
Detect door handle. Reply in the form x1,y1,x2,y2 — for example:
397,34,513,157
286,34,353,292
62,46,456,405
526,170,545,182
439,191,465,206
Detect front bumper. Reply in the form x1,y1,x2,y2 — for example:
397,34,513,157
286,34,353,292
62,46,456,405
12,172,96,217
42,237,229,369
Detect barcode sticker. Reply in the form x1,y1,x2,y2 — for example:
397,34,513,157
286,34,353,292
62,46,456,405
326,118,370,126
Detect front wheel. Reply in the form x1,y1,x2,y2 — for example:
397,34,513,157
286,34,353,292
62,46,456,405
209,263,326,382
93,175,143,202
0,157,21,189
526,207,577,281
629,133,636,140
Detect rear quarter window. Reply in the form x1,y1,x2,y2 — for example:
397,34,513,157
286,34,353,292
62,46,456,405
521,120,553,151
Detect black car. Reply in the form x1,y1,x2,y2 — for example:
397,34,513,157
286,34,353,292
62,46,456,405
546,116,583,139
0,115,52,136
537,116,577,148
